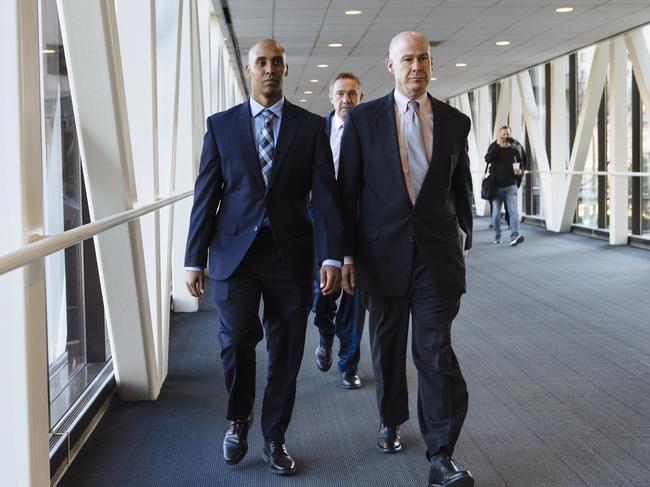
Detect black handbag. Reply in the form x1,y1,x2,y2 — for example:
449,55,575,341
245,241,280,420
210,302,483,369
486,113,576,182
480,164,493,201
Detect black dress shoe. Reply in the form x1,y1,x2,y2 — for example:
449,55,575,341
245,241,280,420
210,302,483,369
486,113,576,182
223,413,253,464
377,424,402,453
341,371,362,389
262,440,296,475
428,453,474,487
315,345,333,372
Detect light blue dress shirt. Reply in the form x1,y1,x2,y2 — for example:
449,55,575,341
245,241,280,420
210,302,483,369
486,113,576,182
250,96,283,143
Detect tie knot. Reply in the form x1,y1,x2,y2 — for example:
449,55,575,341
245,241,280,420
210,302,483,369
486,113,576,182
262,109,274,125
408,100,420,114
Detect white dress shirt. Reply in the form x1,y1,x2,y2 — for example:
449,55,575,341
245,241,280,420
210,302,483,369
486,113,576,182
329,113,345,179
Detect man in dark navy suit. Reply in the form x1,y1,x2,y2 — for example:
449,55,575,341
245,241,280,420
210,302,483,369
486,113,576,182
313,72,367,390
338,32,474,487
184,39,342,476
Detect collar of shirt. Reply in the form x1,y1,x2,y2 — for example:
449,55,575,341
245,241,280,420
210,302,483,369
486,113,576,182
249,96,284,119
393,89,431,116
332,113,345,131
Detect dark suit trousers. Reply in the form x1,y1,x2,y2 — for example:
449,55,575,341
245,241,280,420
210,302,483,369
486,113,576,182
213,227,312,443
364,253,468,456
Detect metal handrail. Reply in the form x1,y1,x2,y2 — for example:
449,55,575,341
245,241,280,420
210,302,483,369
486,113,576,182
473,169,650,177
0,190,193,276
526,170,650,177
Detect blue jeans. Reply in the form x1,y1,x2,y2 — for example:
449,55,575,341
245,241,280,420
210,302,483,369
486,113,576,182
309,205,365,373
491,184,519,240
311,281,365,374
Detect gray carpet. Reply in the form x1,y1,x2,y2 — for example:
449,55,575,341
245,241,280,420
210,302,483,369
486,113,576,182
58,219,650,486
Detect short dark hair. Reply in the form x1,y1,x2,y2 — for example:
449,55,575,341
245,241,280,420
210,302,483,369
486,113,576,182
329,72,363,96
499,125,511,131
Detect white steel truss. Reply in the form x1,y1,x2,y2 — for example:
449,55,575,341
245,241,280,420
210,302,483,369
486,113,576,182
450,26,650,243
1,0,244,482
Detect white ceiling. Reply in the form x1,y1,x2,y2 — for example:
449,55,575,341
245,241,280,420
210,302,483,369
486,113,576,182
226,0,650,115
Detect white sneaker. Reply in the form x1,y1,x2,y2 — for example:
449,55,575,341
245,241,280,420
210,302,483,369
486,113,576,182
492,238,501,244
510,235,524,246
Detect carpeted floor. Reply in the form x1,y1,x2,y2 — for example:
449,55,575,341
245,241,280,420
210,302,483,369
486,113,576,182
58,219,650,486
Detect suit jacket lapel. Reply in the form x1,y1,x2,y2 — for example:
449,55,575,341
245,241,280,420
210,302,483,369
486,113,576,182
375,92,412,206
430,95,451,165
325,111,333,137
234,102,266,191
268,100,300,188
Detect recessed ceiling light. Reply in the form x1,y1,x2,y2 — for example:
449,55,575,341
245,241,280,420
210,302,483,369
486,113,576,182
328,43,343,48
555,7,574,13
42,49,56,54
495,41,511,46
299,99,307,103
317,64,329,68
304,90,313,94
455,63,467,67
309,79,319,83
430,77,437,81
345,10,362,15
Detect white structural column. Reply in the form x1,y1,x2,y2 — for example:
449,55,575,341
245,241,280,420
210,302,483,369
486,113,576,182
608,37,629,245
509,77,525,221
198,0,213,117
115,0,164,379
557,42,609,232
0,0,49,485
156,0,184,380
459,93,485,215
476,86,492,159
57,0,159,400
493,79,511,138
625,30,650,118
173,0,205,313
516,71,554,228
548,57,568,230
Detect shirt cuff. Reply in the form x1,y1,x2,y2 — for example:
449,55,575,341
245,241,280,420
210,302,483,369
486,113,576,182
321,259,341,268
184,267,205,272
343,256,354,265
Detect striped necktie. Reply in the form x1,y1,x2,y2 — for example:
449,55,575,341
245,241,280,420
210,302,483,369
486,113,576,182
258,109,275,186
405,100,429,201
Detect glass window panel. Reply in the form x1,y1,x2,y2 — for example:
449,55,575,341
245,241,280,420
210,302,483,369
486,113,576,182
40,0,110,428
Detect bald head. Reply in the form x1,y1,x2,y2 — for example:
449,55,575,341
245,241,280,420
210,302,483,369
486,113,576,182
247,39,285,64
388,31,430,61
385,31,432,100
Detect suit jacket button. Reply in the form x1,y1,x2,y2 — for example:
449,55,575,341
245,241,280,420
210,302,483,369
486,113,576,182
253,226,258,232
408,236,414,242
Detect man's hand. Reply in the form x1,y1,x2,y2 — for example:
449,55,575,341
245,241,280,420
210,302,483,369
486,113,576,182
320,265,341,295
185,270,205,301
514,168,523,177
341,263,356,295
